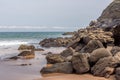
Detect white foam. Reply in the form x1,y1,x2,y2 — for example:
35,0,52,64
0,40,28,47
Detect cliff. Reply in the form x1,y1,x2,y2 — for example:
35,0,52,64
94,0,120,28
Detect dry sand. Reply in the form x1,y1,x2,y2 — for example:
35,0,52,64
38,73,115,80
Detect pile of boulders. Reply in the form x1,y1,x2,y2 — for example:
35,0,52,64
40,39,120,80
40,27,114,51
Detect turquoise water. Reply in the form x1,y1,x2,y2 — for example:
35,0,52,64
0,32,64,46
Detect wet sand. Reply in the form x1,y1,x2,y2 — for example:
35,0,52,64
39,73,115,80
0,47,66,80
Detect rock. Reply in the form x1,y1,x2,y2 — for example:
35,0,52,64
95,0,120,28
113,25,120,46
18,44,35,50
60,47,75,57
46,54,65,64
71,53,90,74
89,20,97,26
114,52,120,62
62,32,76,35
66,56,72,62
20,63,32,66
9,56,18,60
89,48,112,63
39,37,73,47
40,62,73,74
115,67,120,80
91,56,118,77
80,40,104,53
111,46,120,55
18,50,35,59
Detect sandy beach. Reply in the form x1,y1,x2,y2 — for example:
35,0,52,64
38,73,115,80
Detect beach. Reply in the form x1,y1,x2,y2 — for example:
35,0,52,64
0,32,66,80
39,73,115,80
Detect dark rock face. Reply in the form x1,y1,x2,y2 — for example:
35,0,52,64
95,0,120,28
60,47,75,57
46,54,65,64
89,48,112,63
115,67,120,80
71,53,90,74
113,25,120,46
40,62,73,74
39,38,72,47
80,40,104,53
18,45,35,50
111,46,120,55
91,57,118,78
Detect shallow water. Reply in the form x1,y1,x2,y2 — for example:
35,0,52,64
0,47,66,80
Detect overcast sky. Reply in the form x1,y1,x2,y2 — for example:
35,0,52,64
0,0,112,32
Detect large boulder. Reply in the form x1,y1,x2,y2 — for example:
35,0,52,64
89,48,112,63
40,62,73,74
39,37,72,47
95,0,120,28
18,44,35,50
60,47,75,57
91,56,119,78
71,53,90,74
80,40,104,53
111,46,120,55
115,67,120,80
18,50,35,59
46,54,65,64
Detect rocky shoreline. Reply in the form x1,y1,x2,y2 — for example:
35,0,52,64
39,0,120,80
6,0,120,80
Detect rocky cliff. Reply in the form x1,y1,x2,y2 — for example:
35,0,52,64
94,0,120,28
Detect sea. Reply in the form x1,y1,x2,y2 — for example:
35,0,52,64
0,32,67,60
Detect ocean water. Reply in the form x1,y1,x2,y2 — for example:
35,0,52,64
0,32,66,59
0,32,65,47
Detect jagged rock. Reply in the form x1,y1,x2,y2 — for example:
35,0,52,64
46,54,65,64
18,50,35,59
80,40,104,53
39,37,72,47
18,44,35,50
95,0,120,28
62,32,76,35
60,47,75,57
91,56,119,78
40,62,73,74
71,53,90,74
111,46,120,55
89,20,97,26
89,48,112,63
115,67,120,80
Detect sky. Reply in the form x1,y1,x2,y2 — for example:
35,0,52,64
0,0,112,32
